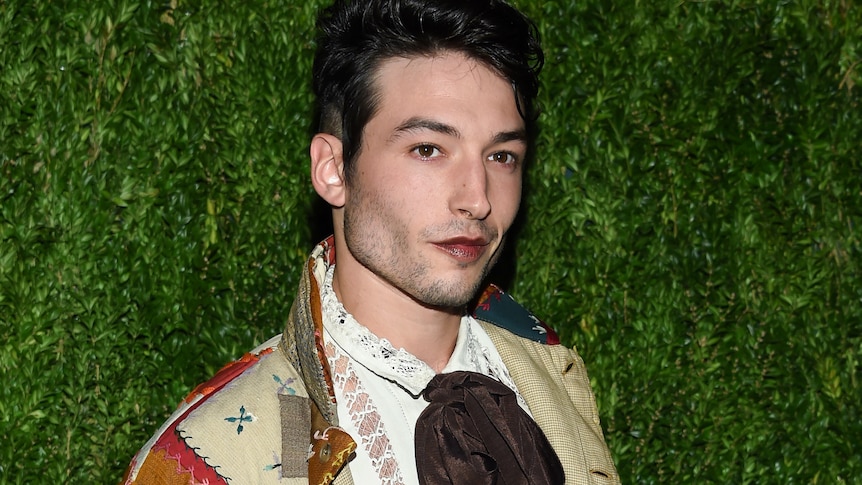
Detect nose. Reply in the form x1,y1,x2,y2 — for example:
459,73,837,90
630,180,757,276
449,160,491,220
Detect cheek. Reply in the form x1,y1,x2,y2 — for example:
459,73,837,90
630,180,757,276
491,177,523,223
353,176,424,226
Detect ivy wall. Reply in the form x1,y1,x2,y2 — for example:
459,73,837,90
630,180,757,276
1,0,860,483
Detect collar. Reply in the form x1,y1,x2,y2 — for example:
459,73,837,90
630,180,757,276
320,264,490,397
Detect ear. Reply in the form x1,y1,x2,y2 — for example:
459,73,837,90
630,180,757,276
310,133,346,207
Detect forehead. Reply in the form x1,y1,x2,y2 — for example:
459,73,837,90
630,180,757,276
369,52,524,134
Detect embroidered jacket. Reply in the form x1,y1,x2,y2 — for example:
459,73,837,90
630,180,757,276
122,238,620,485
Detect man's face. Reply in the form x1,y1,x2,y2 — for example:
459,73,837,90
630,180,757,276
341,52,526,308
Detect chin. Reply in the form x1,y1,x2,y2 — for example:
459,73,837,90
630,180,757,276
411,276,485,309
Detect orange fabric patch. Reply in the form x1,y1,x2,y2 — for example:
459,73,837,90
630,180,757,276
308,427,357,485
131,447,195,485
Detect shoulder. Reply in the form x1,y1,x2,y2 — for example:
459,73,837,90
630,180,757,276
471,284,560,345
124,335,306,484
472,304,621,483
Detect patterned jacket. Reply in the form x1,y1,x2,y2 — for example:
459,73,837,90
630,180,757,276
122,238,620,485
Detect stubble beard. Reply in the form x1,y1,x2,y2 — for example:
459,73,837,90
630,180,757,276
342,189,502,310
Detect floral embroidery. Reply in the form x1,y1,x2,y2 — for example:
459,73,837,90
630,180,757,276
263,452,282,478
224,406,254,434
273,374,296,395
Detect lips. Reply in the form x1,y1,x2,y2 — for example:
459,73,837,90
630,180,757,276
432,237,490,262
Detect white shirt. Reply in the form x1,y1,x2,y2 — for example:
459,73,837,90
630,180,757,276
319,265,525,485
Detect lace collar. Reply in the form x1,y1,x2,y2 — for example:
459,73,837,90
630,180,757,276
320,265,509,397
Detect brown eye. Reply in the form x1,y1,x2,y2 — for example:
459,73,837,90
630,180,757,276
413,144,441,159
488,151,516,165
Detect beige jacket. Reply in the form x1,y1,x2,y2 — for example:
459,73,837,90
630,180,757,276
124,239,619,485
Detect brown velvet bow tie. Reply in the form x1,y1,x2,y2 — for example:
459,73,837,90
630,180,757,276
414,371,565,485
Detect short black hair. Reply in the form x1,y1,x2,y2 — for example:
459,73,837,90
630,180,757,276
312,0,544,179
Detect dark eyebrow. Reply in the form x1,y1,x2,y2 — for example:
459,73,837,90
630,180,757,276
391,117,461,141
492,129,528,145
390,116,527,146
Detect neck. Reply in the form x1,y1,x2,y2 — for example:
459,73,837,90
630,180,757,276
330,253,462,374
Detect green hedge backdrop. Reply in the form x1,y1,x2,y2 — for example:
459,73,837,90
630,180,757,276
1,0,860,483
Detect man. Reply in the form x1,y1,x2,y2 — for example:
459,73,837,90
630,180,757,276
123,0,619,483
